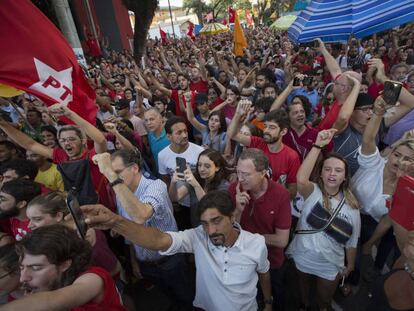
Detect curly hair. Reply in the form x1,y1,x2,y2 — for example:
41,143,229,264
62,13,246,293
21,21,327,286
17,224,91,288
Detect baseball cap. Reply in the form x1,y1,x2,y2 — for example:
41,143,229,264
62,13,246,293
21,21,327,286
115,99,130,110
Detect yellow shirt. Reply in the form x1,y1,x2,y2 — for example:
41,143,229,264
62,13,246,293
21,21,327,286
35,163,64,191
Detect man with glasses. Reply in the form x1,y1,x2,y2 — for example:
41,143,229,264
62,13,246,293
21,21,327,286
92,149,194,309
0,104,112,208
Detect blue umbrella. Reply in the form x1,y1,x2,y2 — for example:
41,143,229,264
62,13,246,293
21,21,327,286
288,0,414,44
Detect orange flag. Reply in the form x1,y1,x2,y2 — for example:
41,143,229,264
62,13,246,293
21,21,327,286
233,11,247,56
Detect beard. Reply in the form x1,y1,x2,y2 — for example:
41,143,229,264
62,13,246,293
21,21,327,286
0,207,19,220
263,133,279,144
209,233,225,246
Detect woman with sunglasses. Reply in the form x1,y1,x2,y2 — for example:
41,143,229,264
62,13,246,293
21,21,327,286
286,129,360,311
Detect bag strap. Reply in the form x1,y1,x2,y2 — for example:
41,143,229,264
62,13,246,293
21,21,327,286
295,196,346,235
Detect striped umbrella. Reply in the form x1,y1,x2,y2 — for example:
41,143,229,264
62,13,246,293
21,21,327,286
199,22,229,35
288,0,414,44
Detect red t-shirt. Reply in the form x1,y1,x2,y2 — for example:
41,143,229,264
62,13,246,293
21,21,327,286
190,80,208,94
317,100,341,131
229,180,291,268
368,81,384,99
70,266,126,311
249,137,300,185
282,126,318,162
209,97,224,109
52,148,115,211
170,90,196,117
9,218,30,241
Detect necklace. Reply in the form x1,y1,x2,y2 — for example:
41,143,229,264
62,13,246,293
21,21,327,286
327,189,341,199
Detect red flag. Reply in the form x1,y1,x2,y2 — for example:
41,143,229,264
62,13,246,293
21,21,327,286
205,12,214,22
159,26,167,44
246,9,254,27
0,0,97,125
187,22,195,41
228,7,236,23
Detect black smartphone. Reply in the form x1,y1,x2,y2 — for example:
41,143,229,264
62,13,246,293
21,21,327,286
293,77,301,86
66,190,87,240
383,80,403,106
176,157,187,174
303,76,314,86
314,40,320,48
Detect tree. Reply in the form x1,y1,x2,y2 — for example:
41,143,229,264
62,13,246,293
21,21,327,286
122,0,158,60
183,0,209,25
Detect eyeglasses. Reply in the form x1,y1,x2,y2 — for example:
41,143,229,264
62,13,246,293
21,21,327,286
113,163,136,175
58,137,79,144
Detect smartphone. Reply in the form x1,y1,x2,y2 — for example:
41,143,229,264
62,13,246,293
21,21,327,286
383,81,403,106
293,77,301,86
176,157,187,174
66,190,87,240
302,76,314,86
314,40,320,48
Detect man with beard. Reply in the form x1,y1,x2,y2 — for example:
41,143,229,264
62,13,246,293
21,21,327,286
0,104,111,208
227,101,300,199
78,191,273,311
1,225,126,310
0,179,41,241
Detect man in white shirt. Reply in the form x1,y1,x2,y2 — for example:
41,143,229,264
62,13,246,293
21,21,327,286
80,191,273,311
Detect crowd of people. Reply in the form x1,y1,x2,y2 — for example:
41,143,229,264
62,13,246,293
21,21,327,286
0,20,414,311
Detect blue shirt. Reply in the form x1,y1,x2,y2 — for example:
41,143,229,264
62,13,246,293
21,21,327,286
117,175,177,261
288,88,320,111
148,129,170,170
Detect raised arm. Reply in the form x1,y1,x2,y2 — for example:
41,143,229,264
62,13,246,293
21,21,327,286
297,129,337,199
270,79,295,111
146,72,172,98
332,75,361,133
92,153,154,224
185,97,206,132
361,96,387,156
316,38,342,79
227,100,252,147
49,104,107,154
0,119,53,159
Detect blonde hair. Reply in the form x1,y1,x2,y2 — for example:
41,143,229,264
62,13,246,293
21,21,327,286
316,153,359,210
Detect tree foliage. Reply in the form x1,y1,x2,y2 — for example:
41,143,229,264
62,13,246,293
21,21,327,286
122,0,158,60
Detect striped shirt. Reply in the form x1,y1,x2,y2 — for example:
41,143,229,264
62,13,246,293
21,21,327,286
116,175,177,261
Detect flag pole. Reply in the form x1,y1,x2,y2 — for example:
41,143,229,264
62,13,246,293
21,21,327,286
167,0,176,38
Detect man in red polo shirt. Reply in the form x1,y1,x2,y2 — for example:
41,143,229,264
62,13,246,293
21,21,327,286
189,67,208,94
227,101,300,199
229,148,291,311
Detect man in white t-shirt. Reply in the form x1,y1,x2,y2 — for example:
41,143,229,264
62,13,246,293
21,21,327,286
158,116,203,185
80,191,273,311
158,116,204,229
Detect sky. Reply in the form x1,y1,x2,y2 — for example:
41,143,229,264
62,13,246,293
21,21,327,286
159,0,183,7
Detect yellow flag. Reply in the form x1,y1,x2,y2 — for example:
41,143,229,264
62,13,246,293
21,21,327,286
233,11,247,56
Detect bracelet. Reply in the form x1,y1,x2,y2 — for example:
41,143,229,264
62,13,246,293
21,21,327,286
404,262,414,281
312,144,324,149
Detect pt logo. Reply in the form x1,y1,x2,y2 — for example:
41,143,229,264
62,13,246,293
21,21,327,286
29,58,73,105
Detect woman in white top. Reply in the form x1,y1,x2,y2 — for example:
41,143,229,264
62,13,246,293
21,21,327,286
287,129,360,311
353,96,414,268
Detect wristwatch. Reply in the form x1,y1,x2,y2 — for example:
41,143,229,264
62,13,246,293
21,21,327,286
264,296,273,305
109,177,123,187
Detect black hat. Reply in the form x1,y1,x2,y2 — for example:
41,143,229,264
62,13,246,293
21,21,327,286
194,93,208,105
354,93,374,109
115,99,130,110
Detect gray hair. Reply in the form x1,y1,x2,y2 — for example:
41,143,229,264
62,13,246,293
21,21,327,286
239,148,269,172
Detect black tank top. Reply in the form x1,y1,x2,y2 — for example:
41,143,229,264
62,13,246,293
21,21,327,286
366,269,414,311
